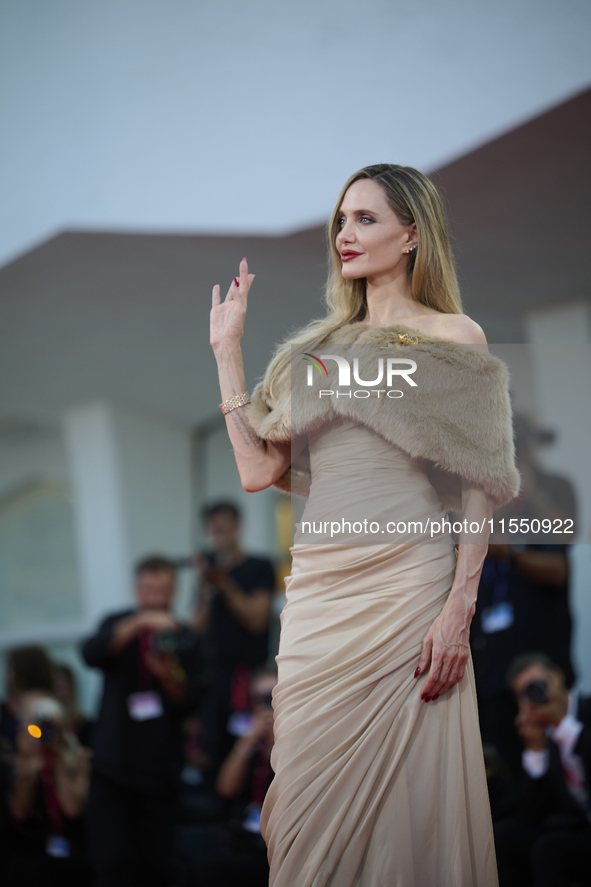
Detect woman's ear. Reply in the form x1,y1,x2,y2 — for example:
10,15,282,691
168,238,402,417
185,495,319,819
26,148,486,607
405,222,418,250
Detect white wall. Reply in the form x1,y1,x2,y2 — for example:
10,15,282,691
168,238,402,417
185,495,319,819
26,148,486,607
0,426,94,710
0,429,83,647
0,428,69,495
0,404,195,716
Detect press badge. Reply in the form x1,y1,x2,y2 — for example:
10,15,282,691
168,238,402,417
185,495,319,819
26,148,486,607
227,710,253,737
480,601,514,634
46,835,70,857
126,691,164,721
242,802,262,835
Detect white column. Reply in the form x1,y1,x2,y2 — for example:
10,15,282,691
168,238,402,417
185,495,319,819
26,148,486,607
523,300,591,692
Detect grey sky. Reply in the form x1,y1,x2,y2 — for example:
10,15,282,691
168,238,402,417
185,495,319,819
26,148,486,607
1,0,590,266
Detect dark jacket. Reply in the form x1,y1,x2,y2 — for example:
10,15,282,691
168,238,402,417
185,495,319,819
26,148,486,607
517,693,591,829
81,609,206,794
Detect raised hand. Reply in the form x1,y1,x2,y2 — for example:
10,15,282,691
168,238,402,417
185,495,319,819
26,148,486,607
210,257,255,358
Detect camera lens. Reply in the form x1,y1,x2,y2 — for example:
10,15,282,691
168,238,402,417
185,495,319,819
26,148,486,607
523,680,549,705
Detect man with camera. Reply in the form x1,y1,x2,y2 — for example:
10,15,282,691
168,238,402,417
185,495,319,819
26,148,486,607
191,502,276,785
470,416,577,779
494,652,591,887
176,667,276,887
82,554,205,887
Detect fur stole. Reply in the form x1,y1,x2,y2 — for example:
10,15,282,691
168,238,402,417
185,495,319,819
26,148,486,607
242,322,521,510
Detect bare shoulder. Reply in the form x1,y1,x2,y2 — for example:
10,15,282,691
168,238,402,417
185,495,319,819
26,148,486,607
433,313,488,347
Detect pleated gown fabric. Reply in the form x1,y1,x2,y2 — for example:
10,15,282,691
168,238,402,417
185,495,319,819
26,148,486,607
260,417,499,887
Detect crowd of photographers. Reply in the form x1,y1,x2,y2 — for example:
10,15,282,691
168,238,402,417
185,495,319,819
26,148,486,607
0,445,589,886
0,501,277,887
468,415,590,886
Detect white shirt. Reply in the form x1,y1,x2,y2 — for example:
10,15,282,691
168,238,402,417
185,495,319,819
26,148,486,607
522,689,589,817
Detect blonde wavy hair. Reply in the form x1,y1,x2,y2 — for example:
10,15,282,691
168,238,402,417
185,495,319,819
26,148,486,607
260,163,462,403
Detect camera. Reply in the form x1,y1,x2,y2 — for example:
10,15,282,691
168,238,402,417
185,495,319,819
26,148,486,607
27,697,64,747
152,630,180,654
523,679,549,705
36,717,60,746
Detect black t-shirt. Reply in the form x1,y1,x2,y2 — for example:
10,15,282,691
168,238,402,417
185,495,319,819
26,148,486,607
204,554,275,670
81,610,206,794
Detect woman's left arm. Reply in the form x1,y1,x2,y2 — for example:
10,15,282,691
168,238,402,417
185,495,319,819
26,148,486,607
416,482,495,701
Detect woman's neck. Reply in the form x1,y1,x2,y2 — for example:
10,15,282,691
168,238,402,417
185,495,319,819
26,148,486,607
363,271,431,326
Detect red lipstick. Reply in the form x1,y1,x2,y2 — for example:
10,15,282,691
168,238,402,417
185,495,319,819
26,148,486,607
341,250,362,262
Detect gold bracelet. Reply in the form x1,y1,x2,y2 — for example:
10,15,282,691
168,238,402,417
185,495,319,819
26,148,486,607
219,392,250,414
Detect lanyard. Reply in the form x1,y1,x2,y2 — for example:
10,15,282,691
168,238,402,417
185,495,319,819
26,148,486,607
230,665,252,711
40,762,63,835
138,630,153,691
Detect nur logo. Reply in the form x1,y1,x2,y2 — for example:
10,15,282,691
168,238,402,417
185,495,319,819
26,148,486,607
302,352,417,399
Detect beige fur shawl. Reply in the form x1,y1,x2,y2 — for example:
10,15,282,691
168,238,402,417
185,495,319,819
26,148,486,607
241,322,521,510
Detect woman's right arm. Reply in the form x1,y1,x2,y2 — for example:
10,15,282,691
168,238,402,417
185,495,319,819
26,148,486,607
211,258,306,493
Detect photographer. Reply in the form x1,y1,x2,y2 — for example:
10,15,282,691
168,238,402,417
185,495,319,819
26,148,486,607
81,554,206,887
191,502,275,784
470,416,577,779
494,652,591,887
215,666,276,814
1,647,55,760
5,695,91,886
177,667,276,887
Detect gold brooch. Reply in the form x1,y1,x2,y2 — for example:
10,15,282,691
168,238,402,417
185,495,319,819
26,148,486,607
378,331,421,350
398,332,420,344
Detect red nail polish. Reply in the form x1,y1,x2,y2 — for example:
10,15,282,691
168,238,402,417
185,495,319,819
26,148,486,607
424,696,432,702
414,667,421,678
234,277,239,286
433,694,440,700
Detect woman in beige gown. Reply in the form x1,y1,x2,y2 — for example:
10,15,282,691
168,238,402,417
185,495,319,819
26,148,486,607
261,417,497,886
210,164,520,886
